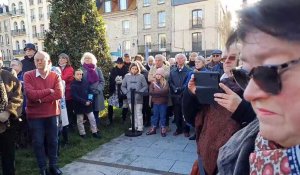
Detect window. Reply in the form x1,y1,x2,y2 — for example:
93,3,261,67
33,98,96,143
122,20,129,34
143,0,150,6
38,0,42,4
192,9,203,28
29,0,34,5
39,7,43,20
20,21,25,31
158,11,166,28
143,13,151,29
192,32,202,51
5,34,9,45
0,22,2,32
22,40,26,49
32,25,37,37
158,34,166,51
16,41,20,51
13,22,18,30
120,0,127,10
19,2,24,14
47,5,52,19
123,40,130,53
4,20,8,32
11,3,16,14
158,0,165,4
30,9,35,21
104,0,111,13
0,35,3,44
144,35,151,49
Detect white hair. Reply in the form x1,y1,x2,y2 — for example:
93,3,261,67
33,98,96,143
147,56,154,62
155,54,166,61
175,53,187,61
81,52,98,65
35,51,50,61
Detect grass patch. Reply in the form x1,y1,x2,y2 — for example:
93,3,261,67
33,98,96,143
15,106,129,175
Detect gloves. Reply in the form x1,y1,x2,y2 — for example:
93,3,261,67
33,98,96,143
0,111,10,123
115,76,123,84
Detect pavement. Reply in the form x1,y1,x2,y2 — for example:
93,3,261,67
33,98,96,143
62,124,197,175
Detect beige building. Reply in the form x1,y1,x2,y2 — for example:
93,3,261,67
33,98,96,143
172,0,223,57
137,0,172,58
97,0,138,60
0,5,13,63
27,0,51,51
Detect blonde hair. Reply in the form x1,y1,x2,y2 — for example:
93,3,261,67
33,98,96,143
155,74,167,88
80,52,97,65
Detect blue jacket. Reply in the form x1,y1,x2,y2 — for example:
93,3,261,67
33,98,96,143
71,80,93,114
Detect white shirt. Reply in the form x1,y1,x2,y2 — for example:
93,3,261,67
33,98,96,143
35,69,50,79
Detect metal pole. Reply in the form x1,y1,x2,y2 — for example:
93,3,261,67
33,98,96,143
130,88,135,132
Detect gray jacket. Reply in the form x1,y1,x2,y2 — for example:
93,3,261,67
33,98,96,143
121,73,148,104
217,118,259,175
82,67,105,112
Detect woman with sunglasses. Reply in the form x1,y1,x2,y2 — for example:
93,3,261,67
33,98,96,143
186,31,256,175
217,0,300,174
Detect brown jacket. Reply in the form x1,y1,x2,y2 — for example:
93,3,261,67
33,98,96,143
149,81,169,104
0,69,23,118
195,104,240,175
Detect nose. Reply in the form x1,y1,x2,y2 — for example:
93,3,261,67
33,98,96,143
244,78,269,102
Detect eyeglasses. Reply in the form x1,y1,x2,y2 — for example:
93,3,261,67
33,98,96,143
212,55,220,57
232,58,300,95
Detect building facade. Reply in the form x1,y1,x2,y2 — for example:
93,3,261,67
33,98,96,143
172,0,223,57
97,0,138,60
0,5,13,63
137,0,172,59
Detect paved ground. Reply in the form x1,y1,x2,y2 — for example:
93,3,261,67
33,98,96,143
62,124,197,175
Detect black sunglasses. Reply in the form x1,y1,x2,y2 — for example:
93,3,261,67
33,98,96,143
232,58,300,95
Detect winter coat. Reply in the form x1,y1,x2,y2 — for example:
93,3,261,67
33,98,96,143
148,64,170,82
109,65,128,96
82,66,105,112
121,73,148,104
71,80,93,114
59,66,74,100
169,65,192,104
149,81,169,104
21,55,36,73
217,119,259,175
206,62,224,75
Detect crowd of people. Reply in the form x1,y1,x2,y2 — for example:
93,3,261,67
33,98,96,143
0,0,300,174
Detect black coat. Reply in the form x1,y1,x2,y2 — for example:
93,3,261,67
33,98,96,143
71,80,93,114
21,55,36,73
109,66,128,95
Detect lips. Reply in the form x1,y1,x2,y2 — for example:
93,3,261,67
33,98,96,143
257,108,277,116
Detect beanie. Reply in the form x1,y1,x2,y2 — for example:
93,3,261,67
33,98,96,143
155,67,165,77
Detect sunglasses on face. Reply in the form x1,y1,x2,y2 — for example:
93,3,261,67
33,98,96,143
232,58,300,95
212,55,220,57
222,55,236,61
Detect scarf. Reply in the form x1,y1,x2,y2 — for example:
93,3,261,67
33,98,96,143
250,134,300,175
83,63,99,84
0,71,8,113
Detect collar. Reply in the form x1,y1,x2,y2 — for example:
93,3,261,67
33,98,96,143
36,69,49,79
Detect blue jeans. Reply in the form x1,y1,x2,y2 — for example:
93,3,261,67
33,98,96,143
151,104,167,128
28,116,58,171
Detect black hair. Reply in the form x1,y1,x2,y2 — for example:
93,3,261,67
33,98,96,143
225,30,238,51
237,0,300,42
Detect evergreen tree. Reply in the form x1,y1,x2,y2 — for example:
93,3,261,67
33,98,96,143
44,0,112,97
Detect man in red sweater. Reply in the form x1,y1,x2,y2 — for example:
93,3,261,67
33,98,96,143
24,51,63,175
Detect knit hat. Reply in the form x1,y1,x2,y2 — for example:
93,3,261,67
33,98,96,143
155,68,165,77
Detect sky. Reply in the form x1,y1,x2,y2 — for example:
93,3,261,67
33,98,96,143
1,0,8,5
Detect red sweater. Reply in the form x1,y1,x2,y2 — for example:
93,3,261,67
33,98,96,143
24,70,63,119
60,66,74,100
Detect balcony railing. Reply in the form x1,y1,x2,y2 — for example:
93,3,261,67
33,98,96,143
190,19,203,29
10,9,25,16
138,43,171,53
13,50,24,55
31,15,36,21
11,29,26,36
